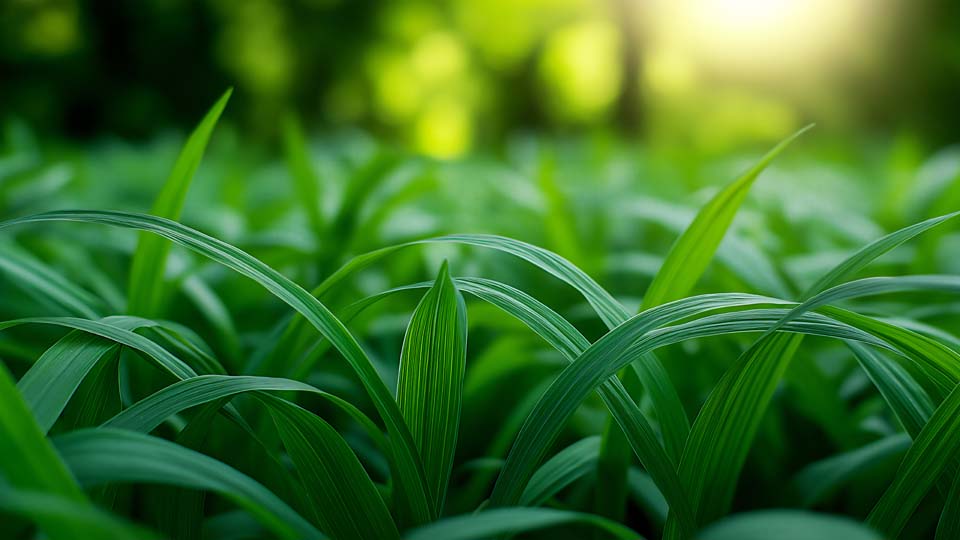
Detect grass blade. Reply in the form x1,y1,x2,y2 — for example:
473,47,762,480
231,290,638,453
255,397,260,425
396,261,467,515
0,488,160,540
402,508,645,540
127,88,232,317
260,395,400,540
0,209,433,524
697,510,881,540
642,125,811,308
54,428,325,540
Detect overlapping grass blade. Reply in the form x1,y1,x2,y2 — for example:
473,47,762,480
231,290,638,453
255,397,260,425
665,211,960,537
866,378,960,537
641,125,810,308
104,374,384,451
0,487,161,540
54,428,325,540
0,362,101,540
5,316,199,432
937,474,960,540
520,436,600,506
792,433,911,506
0,241,102,318
402,508,644,540
260,395,400,540
396,261,467,514
0,209,433,524
127,88,232,316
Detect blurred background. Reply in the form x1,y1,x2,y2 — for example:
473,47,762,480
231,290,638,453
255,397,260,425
2,0,959,157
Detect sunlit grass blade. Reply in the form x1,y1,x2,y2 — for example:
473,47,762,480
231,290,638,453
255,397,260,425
804,210,960,297
642,125,811,309
0,209,433,524
260,394,400,540
697,510,881,540
54,428,325,540
127,88,232,317
402,508,645,540
396,261,467,515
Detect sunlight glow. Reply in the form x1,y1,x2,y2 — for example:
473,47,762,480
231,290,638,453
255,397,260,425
651,0,871,76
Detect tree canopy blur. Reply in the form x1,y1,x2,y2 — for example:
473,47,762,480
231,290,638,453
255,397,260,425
2,0,959,156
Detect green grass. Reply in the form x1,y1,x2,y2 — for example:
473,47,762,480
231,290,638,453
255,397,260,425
0,94,959,540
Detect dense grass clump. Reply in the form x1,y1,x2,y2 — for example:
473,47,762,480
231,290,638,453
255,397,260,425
1,94,959,540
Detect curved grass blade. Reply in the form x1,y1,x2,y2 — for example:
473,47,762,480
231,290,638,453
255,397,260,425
937,473,960,540
0,210,432,524
5,316,199,432
665,212,960,537
866,378,960,537
642,125,811,308
54,428,325,540
697,510,881,540
0,240,102,318
104,374,384,450
402,508,645,540
0,487,161,540
259,394,399,540
792,434,911,507
0,362,100,540
127,88,232,317
396,261,467,514
520,436,600,506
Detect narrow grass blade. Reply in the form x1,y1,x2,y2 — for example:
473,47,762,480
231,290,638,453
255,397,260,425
937,473,960,540
396,261,467,514
104,374,384,450
0,488,161,540
260,395,400,540
127,88,232,316
0,241,102,318
792,434,911,507
0,210,433,524
866,379,960,537
0,361,98,540
642,125,810,308
283,113,324,238
402,508,645,540
520,436,600,506
665,212,960,537
54,428,325,540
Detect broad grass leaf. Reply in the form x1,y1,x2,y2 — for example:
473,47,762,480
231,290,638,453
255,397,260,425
396,261,467,514
54,428,324,540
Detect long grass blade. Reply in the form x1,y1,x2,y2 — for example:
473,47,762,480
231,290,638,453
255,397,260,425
396,261,467,515
127,88,232,316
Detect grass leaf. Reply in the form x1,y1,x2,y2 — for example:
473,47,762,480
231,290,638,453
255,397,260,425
127,88,232,317
396,261,467,514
